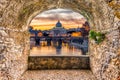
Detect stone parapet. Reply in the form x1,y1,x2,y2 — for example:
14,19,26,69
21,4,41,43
28,56,90,70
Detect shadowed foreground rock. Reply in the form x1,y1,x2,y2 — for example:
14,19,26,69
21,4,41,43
20,70,96,80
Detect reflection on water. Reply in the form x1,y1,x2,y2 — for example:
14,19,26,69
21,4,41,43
30,41,85,56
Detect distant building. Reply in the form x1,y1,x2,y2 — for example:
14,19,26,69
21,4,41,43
71,32,82,37
37,32,43,37
29,26,41,36
50,20,67,37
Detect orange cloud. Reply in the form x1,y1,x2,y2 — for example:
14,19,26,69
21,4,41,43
30,18,85,30
29,9,86,30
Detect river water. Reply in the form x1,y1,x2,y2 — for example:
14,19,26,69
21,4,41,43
30,40,88,56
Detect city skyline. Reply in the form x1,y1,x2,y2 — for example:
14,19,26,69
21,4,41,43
30,8,86,30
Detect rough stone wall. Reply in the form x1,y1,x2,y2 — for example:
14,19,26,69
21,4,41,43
90,0,120,80
0,0,120,80
90,29,120,80
0,27,29,80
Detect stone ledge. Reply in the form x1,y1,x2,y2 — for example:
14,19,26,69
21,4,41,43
28,56,90,70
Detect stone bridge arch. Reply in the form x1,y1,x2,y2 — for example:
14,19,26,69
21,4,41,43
0,0,119,80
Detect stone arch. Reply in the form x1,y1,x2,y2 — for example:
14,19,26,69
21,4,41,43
19,5,94,31
0,0,119,80
26,7,92,31
23,7,92,57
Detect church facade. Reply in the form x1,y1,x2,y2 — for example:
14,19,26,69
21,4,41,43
50,20,67,37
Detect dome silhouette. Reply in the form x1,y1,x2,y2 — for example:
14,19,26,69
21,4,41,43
56,20,62,27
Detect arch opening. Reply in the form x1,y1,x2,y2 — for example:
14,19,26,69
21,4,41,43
29,8,90,56
28,8,91,69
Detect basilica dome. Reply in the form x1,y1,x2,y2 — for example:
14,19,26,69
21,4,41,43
56,20,62,27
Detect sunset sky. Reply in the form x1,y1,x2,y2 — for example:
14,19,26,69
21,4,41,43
30,8,86,30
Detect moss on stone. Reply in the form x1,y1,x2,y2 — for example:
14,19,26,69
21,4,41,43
89,30,105,44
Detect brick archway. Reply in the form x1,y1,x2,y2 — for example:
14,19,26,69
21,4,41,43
0,0,119,80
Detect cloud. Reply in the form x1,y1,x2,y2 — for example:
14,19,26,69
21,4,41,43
37,9,73,15
35,8,86,20
30,8,87,29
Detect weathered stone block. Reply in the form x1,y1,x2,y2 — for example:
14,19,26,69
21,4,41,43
28,56,90,70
